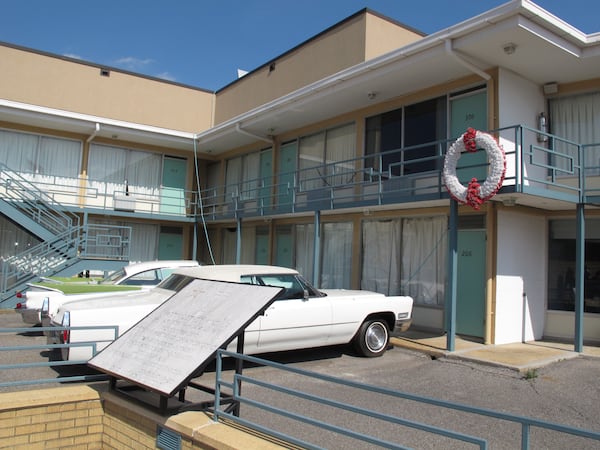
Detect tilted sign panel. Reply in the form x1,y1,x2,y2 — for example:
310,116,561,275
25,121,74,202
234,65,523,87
88,279,281,396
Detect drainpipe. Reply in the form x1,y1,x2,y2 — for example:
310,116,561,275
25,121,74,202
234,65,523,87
87,123,101,143
235,123,273,144
444,39,491,81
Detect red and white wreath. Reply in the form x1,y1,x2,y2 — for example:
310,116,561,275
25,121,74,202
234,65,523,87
442,128,506,210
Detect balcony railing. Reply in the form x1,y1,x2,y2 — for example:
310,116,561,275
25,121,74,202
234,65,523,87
1,126,598,223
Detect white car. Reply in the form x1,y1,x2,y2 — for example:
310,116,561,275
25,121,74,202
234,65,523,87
15,260,199,325
50,265,413,361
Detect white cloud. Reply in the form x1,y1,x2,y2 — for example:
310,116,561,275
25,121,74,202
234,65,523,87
63,53,82,60
155,72,176,82
113,56,155,70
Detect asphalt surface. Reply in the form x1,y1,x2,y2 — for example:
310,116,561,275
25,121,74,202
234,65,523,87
2,310,599,449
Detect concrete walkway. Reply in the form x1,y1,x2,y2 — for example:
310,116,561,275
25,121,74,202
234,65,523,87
391,330,600,373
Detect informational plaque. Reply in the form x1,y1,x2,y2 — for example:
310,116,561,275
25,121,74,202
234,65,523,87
88,279,281,396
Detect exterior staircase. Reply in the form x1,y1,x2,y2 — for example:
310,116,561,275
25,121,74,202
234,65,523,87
0,164,131,307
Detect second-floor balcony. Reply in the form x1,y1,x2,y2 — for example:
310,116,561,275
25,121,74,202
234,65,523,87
1,125,598,224
200,125,600,221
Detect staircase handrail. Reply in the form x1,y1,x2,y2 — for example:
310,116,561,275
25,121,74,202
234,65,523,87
0,164,80,235
0,223,131,301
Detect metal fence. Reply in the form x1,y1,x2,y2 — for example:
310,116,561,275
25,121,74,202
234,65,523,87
0,325,116,388
214,350,600,450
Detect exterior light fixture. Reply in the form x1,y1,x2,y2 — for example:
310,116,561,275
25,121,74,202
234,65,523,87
502,43,517,55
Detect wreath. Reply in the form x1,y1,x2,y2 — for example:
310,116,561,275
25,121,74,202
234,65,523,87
442,128,506,210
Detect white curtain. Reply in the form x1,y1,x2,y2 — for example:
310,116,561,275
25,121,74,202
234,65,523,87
401,216,447,305
326,123,356,185
550,92,600,174
361,220,402,295
299,131,326,190
0,130,39,172
225,156,242,202
321,222,352,289
0,130,80,178
362,216,447,305
88,144,161,197
295,223,315,283
242,152,260,200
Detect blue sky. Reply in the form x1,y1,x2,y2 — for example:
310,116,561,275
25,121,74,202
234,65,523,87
2,1,597,91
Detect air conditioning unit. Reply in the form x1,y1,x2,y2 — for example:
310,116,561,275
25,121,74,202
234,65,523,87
114,194,135,212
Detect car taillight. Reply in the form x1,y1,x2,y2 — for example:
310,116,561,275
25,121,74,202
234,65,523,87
61,311,70,343
16,292,23,298
15,302,23,309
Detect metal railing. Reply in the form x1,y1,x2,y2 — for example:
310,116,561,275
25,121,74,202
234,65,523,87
199,125,599,220
1,126,598,225
0,325,118,388
0,223,131,303
0,163,80,236
214,350,600,450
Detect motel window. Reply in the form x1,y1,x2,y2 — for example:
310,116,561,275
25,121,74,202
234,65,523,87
361,215,447,306
0,129,81,180
365,96,446,177
548,219,600,313
298,123,356,191
549,91,600,175
225,147,272,202
88,144,161,197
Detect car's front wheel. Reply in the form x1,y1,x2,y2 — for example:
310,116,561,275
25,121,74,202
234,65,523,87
353,319,389,357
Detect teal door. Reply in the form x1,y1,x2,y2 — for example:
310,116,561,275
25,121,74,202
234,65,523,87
274,227,293,268
158,227,183,260
260,149,273,210
456,230,486,338
160,157,186,214
278,142,297,212
450,90,488,183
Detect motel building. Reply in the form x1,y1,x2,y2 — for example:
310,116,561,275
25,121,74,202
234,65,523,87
0,0,599,350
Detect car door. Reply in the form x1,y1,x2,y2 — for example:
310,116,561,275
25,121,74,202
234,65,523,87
256,295,333,353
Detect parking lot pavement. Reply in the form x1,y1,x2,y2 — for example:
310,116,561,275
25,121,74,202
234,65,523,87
2,309,600,448
391,330,600,373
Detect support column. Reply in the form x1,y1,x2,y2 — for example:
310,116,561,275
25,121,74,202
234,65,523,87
446,200,458,352
574,203,585,353
236,217,242,264
312,211,321,286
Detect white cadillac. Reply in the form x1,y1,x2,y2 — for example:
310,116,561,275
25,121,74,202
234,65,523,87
15,260,199,325
50,265,413,361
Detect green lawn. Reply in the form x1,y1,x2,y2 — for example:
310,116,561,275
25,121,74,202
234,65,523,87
30,282,142,295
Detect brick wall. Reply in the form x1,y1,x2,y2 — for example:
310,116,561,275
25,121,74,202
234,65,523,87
0,385,103,449
0,385,290,449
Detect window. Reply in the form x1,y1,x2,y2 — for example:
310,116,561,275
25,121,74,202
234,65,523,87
362,215,447,305
88,144,161,197
225,148,271,203
549,92,600,175
548,219,600,313
0,130,81,181
365,96,447,177
298,123,356,190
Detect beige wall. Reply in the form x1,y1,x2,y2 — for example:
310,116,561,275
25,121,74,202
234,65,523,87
214,14,367,124
364,13,423,60
214,11,423,125
0,44,214,133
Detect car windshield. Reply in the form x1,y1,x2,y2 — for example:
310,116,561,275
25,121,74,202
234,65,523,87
156,273,196,292
99,268,126,284
239,273,324,300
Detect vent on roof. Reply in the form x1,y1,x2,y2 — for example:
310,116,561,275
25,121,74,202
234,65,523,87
100,68,110,77
156,426,181,450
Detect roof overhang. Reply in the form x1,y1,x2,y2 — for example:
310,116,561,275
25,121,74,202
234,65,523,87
0,99,196,151
195,0,600,155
